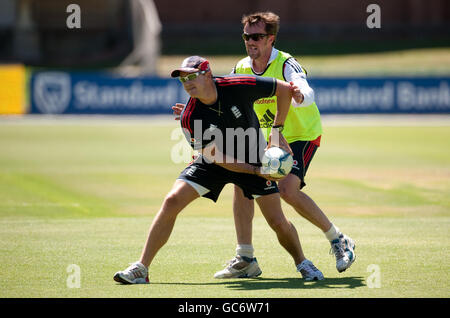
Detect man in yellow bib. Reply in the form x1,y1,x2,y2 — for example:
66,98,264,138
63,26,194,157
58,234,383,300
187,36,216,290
173,12,356,278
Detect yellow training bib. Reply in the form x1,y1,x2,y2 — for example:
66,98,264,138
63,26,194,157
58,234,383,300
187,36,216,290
234,50,322,143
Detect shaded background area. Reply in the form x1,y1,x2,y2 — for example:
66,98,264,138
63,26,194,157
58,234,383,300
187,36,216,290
0,0,448,68
157,0,450,56
0,0,133,68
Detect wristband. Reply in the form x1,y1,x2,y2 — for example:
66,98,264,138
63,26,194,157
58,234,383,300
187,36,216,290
272,125,284,133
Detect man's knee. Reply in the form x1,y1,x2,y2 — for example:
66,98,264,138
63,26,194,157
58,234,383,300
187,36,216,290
266,215,290,233
278,175,302,203
161,180,199,214
279,183,298,205
162,191,185,216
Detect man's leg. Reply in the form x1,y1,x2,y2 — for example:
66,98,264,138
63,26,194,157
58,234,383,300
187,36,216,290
255,192,304,265
255,192,324,280
278,174,331,232
114,180,199,284
278,174,356,273
213,186,261,279
140,179,200,267
233,185,255,253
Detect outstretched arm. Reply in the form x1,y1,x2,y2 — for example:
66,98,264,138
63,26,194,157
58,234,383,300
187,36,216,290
267,79,293,155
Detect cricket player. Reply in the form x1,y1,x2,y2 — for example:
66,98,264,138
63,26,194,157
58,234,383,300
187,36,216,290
113,56,324,284
173,12,356,279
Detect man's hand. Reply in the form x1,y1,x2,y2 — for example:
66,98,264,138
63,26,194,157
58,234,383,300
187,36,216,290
289,81,304,104
266,128,293,156
172,103,185,120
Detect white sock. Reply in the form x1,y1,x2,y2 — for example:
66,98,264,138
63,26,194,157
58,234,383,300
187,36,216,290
236,244,254,259
324,224,341,241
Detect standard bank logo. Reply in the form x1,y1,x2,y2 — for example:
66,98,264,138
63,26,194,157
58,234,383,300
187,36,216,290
34,72,71,114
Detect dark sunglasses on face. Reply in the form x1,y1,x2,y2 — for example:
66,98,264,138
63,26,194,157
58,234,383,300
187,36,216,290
178,70,207,83
242,33,269,42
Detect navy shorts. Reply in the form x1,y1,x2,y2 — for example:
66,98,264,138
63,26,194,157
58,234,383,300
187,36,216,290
177,157,279,202
289,140,318,189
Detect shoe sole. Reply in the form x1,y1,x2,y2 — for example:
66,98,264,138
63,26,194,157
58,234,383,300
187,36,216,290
238,269,262,278
304,276,324,281
215,269,262,279
113,273,149,284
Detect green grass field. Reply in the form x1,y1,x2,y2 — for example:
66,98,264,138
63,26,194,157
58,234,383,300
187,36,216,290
0,116,449,298
158,48,450,77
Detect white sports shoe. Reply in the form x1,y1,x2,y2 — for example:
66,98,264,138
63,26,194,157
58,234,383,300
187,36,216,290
214,255,262,279
330,234,356,273
114,262,149,284
297,259,324,281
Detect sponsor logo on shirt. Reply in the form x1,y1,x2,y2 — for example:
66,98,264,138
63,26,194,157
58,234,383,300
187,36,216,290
292,159,300,170
259,110,275,128
264,180,276,190
254,97,276,105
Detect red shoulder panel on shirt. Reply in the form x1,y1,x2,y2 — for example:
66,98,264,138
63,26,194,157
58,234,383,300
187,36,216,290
216,76,256,86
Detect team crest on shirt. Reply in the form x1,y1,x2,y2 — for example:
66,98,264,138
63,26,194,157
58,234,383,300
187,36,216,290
230,106,242,119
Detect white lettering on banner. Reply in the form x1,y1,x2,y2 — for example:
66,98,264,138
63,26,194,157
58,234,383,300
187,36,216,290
315,80,450,112
397,81,450,111
315,82,394,111
73,81,179,109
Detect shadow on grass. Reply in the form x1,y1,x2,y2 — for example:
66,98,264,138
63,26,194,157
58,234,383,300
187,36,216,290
147,276,366,290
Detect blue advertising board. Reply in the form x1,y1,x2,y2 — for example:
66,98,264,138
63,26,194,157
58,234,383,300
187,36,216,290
30,71,189,114
309,77,450,114
30,71,450,114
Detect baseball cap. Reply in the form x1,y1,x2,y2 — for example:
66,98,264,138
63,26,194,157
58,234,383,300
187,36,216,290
170,56,210,78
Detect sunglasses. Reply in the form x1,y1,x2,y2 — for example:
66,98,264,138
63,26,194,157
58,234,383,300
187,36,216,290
178,70,207,83
242,33,269,41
